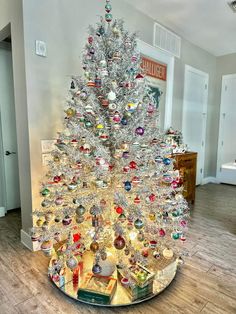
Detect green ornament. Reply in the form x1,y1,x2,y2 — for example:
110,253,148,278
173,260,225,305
171,232,180,240
41,188,50,197
105,13,112,22
105,3,112,12
84,120,93,128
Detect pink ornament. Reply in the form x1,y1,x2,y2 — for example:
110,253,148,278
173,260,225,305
149,193,156,202
135,127,144,136
159,228,166,237
171,181,178,189
88,36,93,44
147,104,155,114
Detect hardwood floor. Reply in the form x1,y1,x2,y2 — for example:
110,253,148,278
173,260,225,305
0,183,235,313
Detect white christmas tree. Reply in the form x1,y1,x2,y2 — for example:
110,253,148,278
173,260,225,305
32,0,188,296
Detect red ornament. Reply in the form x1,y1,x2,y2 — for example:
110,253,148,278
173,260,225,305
129,161,137,169
123,166,130,173
149,193,156,202
73,233,81,242
159,228,166,237
53,176,61,183
134,196,141,204
116,206,123,214
114,235,126,250
142,249,149,258
132,176,141,185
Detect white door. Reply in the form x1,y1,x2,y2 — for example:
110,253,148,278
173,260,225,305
182,65,208,185
217,74,236,181
0,46,20,211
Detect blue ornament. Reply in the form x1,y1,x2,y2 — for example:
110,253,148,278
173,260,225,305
163,158,171,165
124,181,131,191
92,263,102,274
121,117,128,125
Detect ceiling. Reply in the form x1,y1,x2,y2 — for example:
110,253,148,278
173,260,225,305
124,0,236,56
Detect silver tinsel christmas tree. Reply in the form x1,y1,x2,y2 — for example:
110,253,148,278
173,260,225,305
32,0,188,289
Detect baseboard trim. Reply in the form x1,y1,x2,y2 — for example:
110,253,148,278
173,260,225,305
21,229,41,251
202,177,220,185
0,206,6,217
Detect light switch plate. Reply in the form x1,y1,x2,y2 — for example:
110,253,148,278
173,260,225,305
41,139,56,153
35,40,47,57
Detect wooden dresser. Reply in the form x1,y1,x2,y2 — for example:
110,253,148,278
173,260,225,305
172,152,197,204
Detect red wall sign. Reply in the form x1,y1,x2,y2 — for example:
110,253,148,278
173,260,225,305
141,56,167,81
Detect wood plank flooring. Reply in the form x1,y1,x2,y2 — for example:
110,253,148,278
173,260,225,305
0,183,235,313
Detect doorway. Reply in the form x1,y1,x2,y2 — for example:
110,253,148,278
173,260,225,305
182,65,209,185
0,36,21,216
217,74,236,184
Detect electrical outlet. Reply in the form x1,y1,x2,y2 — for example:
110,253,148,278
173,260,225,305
35,40,47,57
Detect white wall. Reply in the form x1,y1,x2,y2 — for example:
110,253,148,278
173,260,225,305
0,0,32,232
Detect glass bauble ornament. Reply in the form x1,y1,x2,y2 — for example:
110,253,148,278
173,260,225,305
41,240,53,257
114,235,126,250
115,206,123,214
108,91,116,101
159,228,166,237
149,193,156,202
76,205,86,216
149,212,156,221
105,3,112,12
100,59,107,68
134,218,144,229
88,36,93,44
36,218,44,227
99,255,116,277
118,213,126,223
105,13,112,22
124,181,131,191
135,127,145,136
31,232,40,242
149,240,157,249
65,108,76,117
76,215,84,224
163,248,174,259
41,199,50,207
55,196,64,205
122,151,129,159
163,158,171,165
90,241,99,252
54,215,61,223
45,211,54,222
137,271,148,282
62,215,72,226
137,231,145,241
132,176,141,185
53,175,61,183
41,188,50,197
92,263,102,274
129,161,137,169
142,249,149,258
66,256,78,270
171,232,180,240
147,103,155,114
153,251,161,259
124,247,130,256
134,196,141,204
113,111,121,123
121,117,128,125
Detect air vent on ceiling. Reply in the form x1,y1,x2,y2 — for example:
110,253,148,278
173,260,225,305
228,1,236,12
153,22,181,58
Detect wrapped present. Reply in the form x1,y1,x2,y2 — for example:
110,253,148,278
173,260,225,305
129,263,155,288
77,273,117,305
117,267,153,301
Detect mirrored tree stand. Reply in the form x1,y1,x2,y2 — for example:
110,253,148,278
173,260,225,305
49,248,179,307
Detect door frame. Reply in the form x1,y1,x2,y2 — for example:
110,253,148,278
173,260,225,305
182,64,209,185
216,73,236,181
